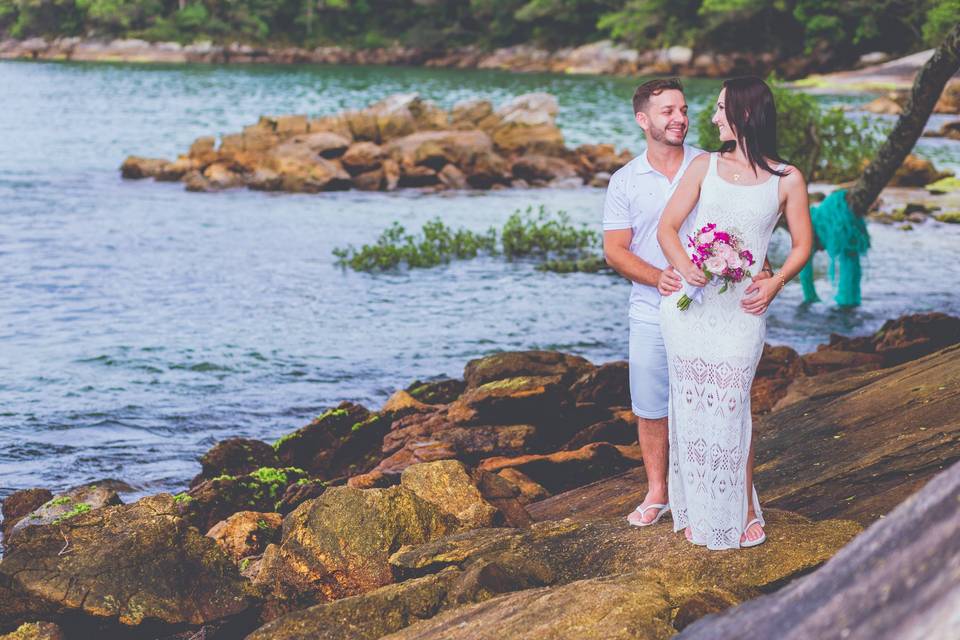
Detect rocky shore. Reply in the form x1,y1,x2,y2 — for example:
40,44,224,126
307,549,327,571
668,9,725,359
1,37,824,79
1,311,958,639
120,92,631,194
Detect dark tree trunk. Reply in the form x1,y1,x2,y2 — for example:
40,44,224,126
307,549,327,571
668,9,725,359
846,24,960,216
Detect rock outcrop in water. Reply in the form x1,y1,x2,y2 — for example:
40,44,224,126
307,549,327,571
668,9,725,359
120,92,631,194
1,311,958,639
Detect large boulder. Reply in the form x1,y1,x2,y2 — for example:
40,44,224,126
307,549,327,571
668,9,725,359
206,510,282,562
0,494,254,633
478,442,642,494
120,156,168,179
568,360,629,406
871,312,960,365
341,141,384,174
463,350,594,389
446,375,569,427
7,483,123,547
387,510,860,638
253,485,458,615
676,459,960,640
0,622,64,640
1,489,52,545
400,461,501,529
385,130,495,172
889,154,950,187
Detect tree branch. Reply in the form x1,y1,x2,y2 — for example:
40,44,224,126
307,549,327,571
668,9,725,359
846,24,960,216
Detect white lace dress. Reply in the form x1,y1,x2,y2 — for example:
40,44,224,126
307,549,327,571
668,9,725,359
660,152,783,550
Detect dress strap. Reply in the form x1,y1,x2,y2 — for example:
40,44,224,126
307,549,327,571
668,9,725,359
708,152,719,176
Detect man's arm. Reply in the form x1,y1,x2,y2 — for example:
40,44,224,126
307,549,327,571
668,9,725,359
603,229,662,287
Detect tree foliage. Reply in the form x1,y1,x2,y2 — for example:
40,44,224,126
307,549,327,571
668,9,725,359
695,79,884,183
0,0,954,61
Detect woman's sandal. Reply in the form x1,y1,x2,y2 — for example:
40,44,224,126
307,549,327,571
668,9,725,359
740,518,766,548
627,503,670,527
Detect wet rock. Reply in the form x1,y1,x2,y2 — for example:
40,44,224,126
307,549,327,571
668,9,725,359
120,155,168,179
568,360,629,406
510,155,578,183
478,442,641,495
180,466,309,532
405,378,466,404
341,141,384,174
206,510,282,562
463,350,594,390
872,312,960,365
155,156,196,181
561,411,636,450
934,79,960,114
387,510,859,639
450,99,493,127
446,375,568,427
7,483,123,546
799,349,884,376
496,468,551,504
382,572,675,640
1,489,52,546
889,154,951,187
751,344,805,414
0,622,64,640
400,461,501,530
861,95,903,114
0,494,254,632
190,437,279,488
273,478,328,515
253,485,458,614
675,459,960,640
491,122,565,155
273,401,391,480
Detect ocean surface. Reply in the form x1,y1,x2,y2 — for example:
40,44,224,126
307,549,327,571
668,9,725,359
2,60,959,499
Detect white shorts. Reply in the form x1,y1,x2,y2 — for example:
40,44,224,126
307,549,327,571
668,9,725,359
629,315,669,419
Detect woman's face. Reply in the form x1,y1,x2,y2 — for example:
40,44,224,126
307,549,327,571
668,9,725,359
712,88,736,142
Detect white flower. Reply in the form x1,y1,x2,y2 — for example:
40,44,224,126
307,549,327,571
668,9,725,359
726,254,742,269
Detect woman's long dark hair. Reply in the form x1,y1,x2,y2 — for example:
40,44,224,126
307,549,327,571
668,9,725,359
718,76,789,177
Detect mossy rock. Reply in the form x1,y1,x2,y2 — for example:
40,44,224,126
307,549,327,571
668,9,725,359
190,437,280,488
273,401,390,480
0,622,64,640
462,350,594,389
254,485,458,614
934,210,960,223
925,176,960,194
405,378,466,404
0,494,255,633
182,466,308,531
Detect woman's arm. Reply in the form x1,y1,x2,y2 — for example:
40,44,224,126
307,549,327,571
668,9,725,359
741,168,814,314
656,154,710,287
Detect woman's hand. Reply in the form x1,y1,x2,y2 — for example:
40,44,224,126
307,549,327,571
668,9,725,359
741,274,780,315
680,262,708,287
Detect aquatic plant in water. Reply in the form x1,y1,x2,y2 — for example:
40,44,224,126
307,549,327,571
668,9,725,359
333,205,605,272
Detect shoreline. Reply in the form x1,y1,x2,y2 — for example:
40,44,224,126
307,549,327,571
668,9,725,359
0,36,925,84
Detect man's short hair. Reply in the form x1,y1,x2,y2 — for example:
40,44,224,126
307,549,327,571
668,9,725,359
632,78,684,114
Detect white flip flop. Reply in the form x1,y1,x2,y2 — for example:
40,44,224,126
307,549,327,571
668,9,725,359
740,518,767,547
628,503,670,527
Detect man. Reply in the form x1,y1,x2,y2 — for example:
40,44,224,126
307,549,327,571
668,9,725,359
602,78,771,527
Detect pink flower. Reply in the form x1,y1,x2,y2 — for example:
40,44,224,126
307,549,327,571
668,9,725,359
699,230,715,244
726,254,743,270
740,249,754,264
704,256,726,273
714,231,730,243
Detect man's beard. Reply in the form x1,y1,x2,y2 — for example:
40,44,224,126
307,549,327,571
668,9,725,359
648,124,686,147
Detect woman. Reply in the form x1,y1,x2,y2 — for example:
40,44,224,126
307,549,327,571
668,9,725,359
656,76,813,550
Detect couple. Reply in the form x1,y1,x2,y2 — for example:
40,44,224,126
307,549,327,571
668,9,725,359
603,77,813,550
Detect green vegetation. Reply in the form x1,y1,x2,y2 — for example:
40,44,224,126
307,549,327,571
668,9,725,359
696,78,884,182
47,496,73,507
173,492,194,504
52,502,91,524
935,211,960,223
0,0,953,69
334,206,602,273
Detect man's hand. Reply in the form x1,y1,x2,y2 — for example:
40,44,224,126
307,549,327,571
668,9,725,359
657,266,683,296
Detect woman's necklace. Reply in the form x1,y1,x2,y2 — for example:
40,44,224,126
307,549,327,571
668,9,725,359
732,171,742,182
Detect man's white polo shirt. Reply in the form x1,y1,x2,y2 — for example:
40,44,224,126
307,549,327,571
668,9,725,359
602,143,704,321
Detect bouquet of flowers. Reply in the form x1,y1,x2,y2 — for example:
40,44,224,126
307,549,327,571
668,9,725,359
677,223,756,311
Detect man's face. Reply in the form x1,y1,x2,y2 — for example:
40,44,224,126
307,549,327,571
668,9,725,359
636,89,688,147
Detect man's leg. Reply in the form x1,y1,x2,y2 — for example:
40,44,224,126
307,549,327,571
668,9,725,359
631,416,669,523
626,315,671,526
